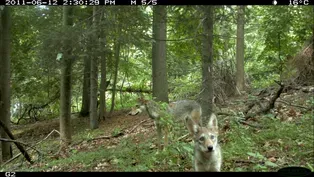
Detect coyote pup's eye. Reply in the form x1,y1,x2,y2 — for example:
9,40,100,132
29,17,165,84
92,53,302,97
210,135,215,139
199,136,205,141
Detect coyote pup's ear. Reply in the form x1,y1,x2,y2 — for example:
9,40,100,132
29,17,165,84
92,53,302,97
207,113,218,130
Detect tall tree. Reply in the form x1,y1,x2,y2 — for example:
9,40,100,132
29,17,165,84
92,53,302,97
152,6,169,103
109,39,120,115
60,6,74,146
236,6,245,94
199,6,214,125
90,6,99,129
0,6,12,162
99,8,107,120
80,17,92,117
312,5,314,75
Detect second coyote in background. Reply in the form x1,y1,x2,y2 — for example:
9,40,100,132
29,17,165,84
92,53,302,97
187,113,222,172
137,98,202,149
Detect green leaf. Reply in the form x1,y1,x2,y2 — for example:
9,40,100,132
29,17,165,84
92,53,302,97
182,145,193,153
247,152,264,159
265,161,278,167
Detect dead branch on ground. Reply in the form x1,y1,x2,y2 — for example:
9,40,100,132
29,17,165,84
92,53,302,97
276,99,309,110
2,129,60,166
128,119,148,134
0,120,33,164
245,81,284,120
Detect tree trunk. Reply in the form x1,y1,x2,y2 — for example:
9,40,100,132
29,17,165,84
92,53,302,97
90,6,100,129
80,39,91,117
60,6,74,146
199,6,214,126
236,6,245,94
109,40,120,115
0,6,12,162
99,8,107,121
152,6,169,103
312,5,314,79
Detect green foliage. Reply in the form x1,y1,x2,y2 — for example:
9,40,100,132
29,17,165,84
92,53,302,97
245,6,312,88
224,113,314,171
111,128,122,137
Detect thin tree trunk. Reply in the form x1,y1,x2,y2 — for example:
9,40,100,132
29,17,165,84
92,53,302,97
80,11,93,118
80,43,91,117
0,6,12,162
236,6,245,94
312,5,314,80
199,6,214,126
99,8,107,121
109,40,120,115
60,6,74,146
152,6,169,103
90,6,99,129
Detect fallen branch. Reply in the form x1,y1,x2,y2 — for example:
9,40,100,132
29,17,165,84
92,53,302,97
234,159,260,164
0,138,42,155
88,132,125,142
128,119,148,134
177,133,190,141
0,120,33,164
245,82,284,120
238,120,268,129
276,100,309,110
1,129,61,167
217,112,235,116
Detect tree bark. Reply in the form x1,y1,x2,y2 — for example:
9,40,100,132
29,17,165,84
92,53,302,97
90,6,99,129
99,8,107,121
312,5,314,80
80,39,91,117
109,40,120,115
199,6,214,126
236,6,245,94
0,6,13,162
152,6,169,103
60,6,74,146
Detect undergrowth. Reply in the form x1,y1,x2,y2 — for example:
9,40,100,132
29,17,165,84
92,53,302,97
1,108,313,172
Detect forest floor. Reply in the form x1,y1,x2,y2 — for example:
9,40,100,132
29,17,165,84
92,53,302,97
1,86,314,172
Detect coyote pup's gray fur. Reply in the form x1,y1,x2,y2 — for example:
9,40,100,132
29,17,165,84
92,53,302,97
137,98,202,149
187,113,222,172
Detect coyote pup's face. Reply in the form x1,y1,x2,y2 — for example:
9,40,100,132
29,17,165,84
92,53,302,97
189,113,219,153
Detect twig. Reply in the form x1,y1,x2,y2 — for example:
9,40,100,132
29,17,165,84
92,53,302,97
234,159,260,164
2,129,60,167
35,129,61,145
238,120,268,129
177,133,190,141
217,112,234,116
128,119,148,134
88,132,125,142
276,100,309,110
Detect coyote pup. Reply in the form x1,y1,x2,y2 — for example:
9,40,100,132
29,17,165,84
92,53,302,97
187,113,222,172
137,98,202,149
